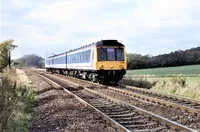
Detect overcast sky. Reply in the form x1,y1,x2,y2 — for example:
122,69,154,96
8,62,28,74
1,0,200,59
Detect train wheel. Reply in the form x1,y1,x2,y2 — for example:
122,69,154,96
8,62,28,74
65,71,69,76
92,74,97,83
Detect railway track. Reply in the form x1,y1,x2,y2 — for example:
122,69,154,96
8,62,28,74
106,86,200,115
36,71,200,131
35,71,198,132
43,71,200,115
118,84,200,111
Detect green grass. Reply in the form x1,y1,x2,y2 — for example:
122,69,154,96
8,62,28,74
127,64,200,76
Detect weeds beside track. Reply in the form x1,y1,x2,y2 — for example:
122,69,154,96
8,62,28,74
0,69,35,132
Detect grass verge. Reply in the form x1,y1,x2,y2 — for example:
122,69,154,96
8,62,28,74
121,75,200,100
0,69,35,132
120,75,157,89
152,77,200,100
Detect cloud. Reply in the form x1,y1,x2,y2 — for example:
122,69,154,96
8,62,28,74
1,0,200,59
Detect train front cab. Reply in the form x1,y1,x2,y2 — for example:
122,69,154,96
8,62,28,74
94,42,127,83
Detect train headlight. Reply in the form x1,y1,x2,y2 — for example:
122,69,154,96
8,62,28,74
100,64,104,69
110,65,113,69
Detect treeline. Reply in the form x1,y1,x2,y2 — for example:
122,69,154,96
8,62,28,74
14,54,45,68
128,46,200,69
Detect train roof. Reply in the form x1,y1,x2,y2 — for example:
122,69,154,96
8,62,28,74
47,52,66,59
47,40,124,59
95,40,124,47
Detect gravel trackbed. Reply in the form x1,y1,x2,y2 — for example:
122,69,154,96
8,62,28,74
26,71,117,132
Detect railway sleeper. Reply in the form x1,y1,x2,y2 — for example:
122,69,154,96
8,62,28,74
125,115,144,120
175,100,189,104
100,108,130,112
181,102,196,106
109,112,138,118
119,119,150,125
103,110,131,115
91,102,113,105
169,99,179,102
113,115,143,121
96,104,121,108
93,104,118,108
125,122,157,129
114,117,147,122
99,107,128,111
90,101,113,105
193,105,200,109
105,111,132,116
93,105,116,108
132,126,167,132
189,104,200,107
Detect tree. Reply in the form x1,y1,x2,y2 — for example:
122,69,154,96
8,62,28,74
127,46,200,69
0,39,17,71
14,54,45,68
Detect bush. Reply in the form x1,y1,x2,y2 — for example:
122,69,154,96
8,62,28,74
120,75,157,89
0,75,16,130
170,76,187,87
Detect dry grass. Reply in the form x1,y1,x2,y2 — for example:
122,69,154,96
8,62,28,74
0,69,35,132
121,75,200,100
152,77,200,100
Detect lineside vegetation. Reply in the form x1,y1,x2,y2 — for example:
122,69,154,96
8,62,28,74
152,77,200,100
0,69,35,131
0,39,35,131
121,75,200,100
122,65,200,100
0,39,17,71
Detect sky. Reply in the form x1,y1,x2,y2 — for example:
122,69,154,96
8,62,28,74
0,0,200,59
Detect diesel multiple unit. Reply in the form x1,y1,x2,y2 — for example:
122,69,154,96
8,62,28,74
45,40,127,84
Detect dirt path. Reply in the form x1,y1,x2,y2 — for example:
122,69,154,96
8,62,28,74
25,70,117,132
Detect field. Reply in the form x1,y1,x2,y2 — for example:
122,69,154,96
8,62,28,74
125,65,200,100
127,64,200,76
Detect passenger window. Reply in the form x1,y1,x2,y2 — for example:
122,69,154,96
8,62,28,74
83,52,85,61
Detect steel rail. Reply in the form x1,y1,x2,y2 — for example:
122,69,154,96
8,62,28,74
37,71,200,115
37,73,131,132
119,84,200,105
40,73,197,132
107,86,200,115
34,70,200,105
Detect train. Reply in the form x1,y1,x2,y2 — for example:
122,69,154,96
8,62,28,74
45,40,127,84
